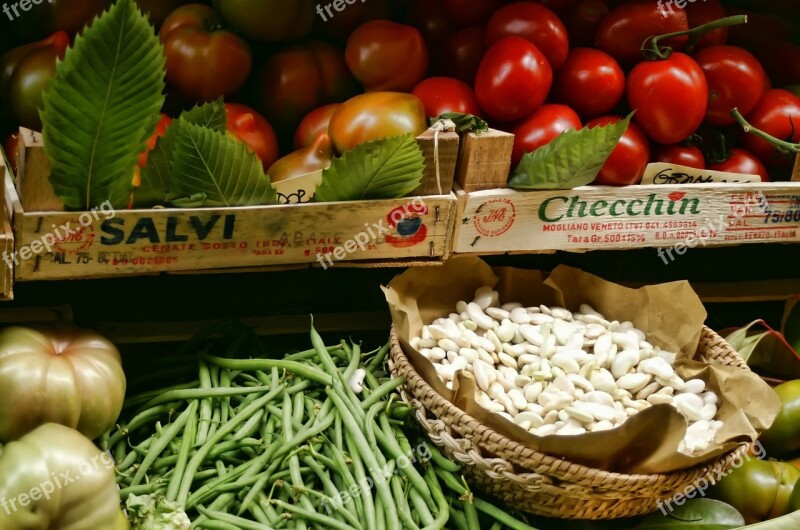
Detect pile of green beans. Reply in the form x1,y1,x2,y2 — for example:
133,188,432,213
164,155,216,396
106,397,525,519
105,322,540,530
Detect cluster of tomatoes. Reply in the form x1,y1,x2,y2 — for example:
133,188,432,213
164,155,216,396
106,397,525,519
2,0,800,186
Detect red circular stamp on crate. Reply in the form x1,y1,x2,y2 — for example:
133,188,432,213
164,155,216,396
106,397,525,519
473,198,516,237
52,219,96,254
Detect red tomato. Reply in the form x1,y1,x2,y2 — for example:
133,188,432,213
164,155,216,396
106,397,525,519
225,103,279,171
565,0,609,48
742,89,800,168
694,46,766,126
260,42,356,131
328,92,428,154
294,104,341,150
627,53,708,144
443,0,504,28
409,0,453,45
511,104,581,166
553,48,624,120
537,0,578,12
3,133,18,174
709,148,770,181
475,37,553,122
137,115,173,168
443,27,487,85
346,20,428,92
588,115,650,186
685,0,728,50
160,5,252,103
412,77,481,119
486,2,570,71
595,3,689,63
652,144,706,169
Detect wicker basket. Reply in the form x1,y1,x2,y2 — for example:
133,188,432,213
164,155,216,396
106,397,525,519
389,325,752,519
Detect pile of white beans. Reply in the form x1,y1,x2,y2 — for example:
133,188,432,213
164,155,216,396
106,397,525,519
410,287,723,454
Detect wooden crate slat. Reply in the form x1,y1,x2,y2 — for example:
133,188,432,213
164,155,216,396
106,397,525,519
453,182,800,255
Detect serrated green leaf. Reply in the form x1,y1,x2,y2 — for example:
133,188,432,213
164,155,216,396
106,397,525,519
135,99,227,208
180,98,226,133
168,119,276,207
634,499,744,529
509,114,633,190
431,112,489,135
41,0,165,211
314,134,425,202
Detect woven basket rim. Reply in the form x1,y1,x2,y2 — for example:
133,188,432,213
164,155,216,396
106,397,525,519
390,324,752,483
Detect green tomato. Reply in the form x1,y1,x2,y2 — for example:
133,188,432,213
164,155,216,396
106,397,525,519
214,0,314,42
0,32,69,131
0,423,123,529
0,326,126,443
761,380,800,457
710,458,780,524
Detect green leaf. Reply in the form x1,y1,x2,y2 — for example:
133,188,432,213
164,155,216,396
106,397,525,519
723,320,800,380
314,134,425,202
634,499,744,529
741,511,800,529
431,112,489,135
134,99,227,208
168,119,276,207
180,98,226,133
509,113,632,190
41,0,166,210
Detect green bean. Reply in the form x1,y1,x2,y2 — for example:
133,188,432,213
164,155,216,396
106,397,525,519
409,488,435,527
196,506,272,530
138,386,274,411
271,499,357,530
344,428,376,530
360,377,406,411
233,410,265,441
434,469,540,530
448,509,469,530
119,482,168,497
327,388,399,530
427,445,461,474
194,520,240,530
462,498,480,530
131,403,196,487
377,415,430,498
196,360,214,446
490,523,503,530
177,384,287,507
124,382,199,410
366,341,391,375
421,466,450,530
201,354,332,386
167,400,200,502
302,456,362,530
391,473,421,530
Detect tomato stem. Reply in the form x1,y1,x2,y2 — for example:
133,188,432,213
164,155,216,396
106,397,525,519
731,108,800,154
642,15,748,60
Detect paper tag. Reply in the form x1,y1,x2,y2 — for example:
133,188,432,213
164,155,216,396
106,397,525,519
641,162,761,185
272,170,323,205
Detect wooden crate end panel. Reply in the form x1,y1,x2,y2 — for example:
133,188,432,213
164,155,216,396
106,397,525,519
414,131,460,196
456,130,514,192
454,183,800,254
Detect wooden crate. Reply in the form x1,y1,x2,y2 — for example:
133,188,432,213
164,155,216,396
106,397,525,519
2,140,457,282
452,181,800,255
0,165,13,301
